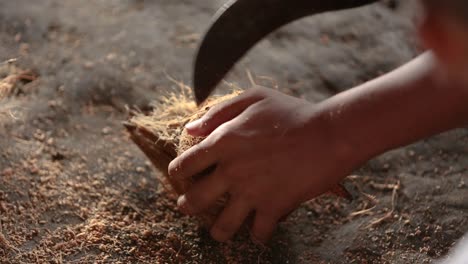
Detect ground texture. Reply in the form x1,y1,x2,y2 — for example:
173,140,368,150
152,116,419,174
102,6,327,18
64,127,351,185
0,1,467,263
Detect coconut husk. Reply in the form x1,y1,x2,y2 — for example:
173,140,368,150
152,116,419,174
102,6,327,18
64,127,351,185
125,88,241,225
126,88,351,226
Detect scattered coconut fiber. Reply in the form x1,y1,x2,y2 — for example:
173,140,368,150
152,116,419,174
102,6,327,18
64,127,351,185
0,59,37,99
0,60,38,120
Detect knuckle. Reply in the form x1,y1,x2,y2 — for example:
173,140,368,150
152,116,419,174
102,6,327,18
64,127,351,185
232,186,256,202
249,86,269,98
206,133,223,148
209,128,232,146
189,144,205,157
204,101,229,120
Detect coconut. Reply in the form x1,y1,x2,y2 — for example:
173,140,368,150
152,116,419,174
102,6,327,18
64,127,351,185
125,88,241,225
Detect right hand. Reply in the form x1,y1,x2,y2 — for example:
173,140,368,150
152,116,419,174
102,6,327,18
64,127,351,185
169,87,363,243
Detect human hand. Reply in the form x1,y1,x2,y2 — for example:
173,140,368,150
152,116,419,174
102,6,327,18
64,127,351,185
168,87,359,243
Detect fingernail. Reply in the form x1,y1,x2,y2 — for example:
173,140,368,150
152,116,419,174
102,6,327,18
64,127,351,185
185,119,203,131
177,195,190,215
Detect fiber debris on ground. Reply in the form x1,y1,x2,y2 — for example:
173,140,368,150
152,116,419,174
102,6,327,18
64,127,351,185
1,1,467,263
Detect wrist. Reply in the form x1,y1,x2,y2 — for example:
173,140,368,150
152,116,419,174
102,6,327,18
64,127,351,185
309,53,455,170
307,100,374,177
312,97,381,172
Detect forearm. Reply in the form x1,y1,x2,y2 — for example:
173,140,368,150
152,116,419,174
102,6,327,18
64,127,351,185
318,52,468,165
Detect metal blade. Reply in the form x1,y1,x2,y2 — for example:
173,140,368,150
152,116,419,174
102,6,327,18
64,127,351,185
193,0,378,104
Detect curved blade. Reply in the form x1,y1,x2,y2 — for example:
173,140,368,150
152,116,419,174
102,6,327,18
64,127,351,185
193,0,378,104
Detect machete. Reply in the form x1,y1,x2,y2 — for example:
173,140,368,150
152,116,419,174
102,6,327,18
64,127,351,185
193,0,379,105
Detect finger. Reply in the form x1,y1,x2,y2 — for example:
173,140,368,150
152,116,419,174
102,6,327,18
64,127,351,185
177,168,229,215
279,208,295,222
251,212,278,244
168,138,219,181
210,197,252,242
185,90,265,137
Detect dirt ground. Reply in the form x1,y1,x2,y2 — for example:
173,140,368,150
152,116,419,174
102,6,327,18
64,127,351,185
0,0,467,263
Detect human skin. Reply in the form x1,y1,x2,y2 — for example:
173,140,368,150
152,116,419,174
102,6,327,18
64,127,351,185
168,5,468,243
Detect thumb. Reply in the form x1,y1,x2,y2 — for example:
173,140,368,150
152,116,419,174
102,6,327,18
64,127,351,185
185,90,265,137
184,118,205,136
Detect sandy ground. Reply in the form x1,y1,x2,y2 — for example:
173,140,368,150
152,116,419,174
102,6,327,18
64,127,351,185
0,0,467,263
